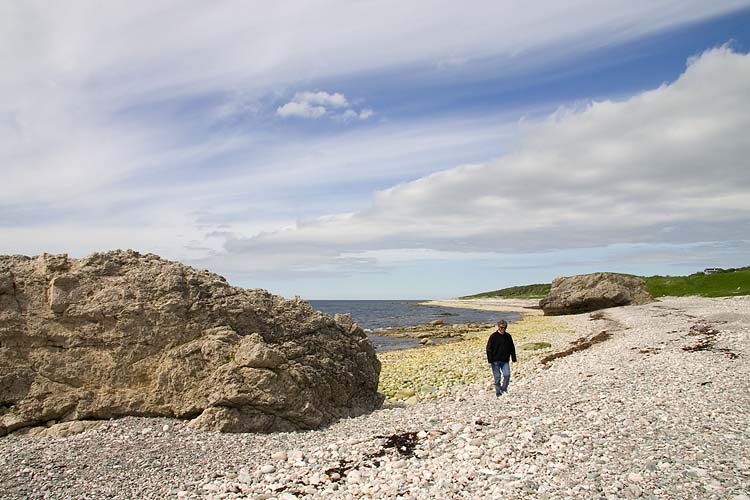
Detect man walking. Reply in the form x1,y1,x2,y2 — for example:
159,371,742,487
486,319,517,397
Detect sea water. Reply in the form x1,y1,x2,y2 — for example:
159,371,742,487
309,300,519,352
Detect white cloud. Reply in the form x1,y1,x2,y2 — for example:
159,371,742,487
217,47,750,272
296,91,349,109
2,1,743,206
276,100,327,119
2,1,749,291
8,1,740,104
334,108,375,122
358,109,375,120
276,90,372,121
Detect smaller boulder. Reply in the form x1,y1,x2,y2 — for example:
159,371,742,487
429,319,444,326
540,272,653,316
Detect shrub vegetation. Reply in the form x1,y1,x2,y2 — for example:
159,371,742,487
459,283,551,300
461,267,750,299
644,267,750,297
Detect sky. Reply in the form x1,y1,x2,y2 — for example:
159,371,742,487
2,1,750,299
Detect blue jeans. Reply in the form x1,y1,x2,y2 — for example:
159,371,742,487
491,361,511,396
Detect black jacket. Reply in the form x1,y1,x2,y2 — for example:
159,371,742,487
486,331,517,363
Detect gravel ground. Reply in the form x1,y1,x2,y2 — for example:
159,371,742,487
2,296,749,500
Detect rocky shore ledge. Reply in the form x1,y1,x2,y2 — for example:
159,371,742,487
0,251,382,435
2,296,749,499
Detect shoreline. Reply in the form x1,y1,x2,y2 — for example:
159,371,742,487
418,297,544,315
376,306,579,401
375,298,558,398
368,298,531,344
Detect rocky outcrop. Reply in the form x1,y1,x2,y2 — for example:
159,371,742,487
0,250,383,435
539,272,654,316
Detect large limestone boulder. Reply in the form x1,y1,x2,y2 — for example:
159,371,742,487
539,272,654,316
0,250,383,435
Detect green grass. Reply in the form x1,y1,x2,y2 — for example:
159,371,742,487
460,267,750,300
459,283,551,300
644,268,750,297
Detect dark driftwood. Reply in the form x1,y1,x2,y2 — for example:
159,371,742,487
540,330,612,365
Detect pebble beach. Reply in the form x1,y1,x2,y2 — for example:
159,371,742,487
2,296,749,500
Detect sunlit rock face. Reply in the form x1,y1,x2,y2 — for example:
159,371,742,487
540,272,654,316
0,250,382,435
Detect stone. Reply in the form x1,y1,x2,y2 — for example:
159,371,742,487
238,468,253,483
628,472,643,482
624,484,643,499
308,473,322,485
0,250,383,435
430,319,444,326
394,388,416,399
24,420,102,437
346,470,361,483
260,465,276,474
449,423,464,433
539,272,654,315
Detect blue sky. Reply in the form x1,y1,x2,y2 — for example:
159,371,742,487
2,1,750,299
